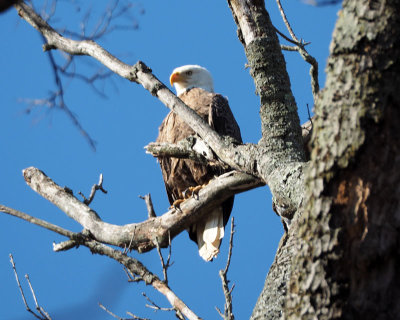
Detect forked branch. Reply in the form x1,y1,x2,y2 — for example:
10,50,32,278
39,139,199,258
10,254,52,320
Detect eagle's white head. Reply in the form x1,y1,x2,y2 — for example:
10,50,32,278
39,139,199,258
169,65,214,96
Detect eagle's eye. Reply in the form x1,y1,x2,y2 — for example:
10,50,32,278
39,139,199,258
186,71,193,76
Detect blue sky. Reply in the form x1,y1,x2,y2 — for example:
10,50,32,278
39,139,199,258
1,1,341,319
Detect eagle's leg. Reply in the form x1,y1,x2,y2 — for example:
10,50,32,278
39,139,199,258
189,185,203,200
172,181,211,210
188,180,213,200
170,187,196,210
181,186,202,200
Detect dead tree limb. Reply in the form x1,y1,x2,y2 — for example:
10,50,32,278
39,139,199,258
2,167,263,253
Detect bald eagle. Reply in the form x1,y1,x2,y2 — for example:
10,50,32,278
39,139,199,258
156,65,242,261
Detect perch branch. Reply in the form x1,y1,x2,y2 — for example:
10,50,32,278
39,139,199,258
17,167,264,253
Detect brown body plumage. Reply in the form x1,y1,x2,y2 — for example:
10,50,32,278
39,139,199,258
156,87,241,260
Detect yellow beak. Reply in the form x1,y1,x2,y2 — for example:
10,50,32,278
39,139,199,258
169,72,182,87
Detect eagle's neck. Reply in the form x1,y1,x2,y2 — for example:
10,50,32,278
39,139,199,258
175,83,214,96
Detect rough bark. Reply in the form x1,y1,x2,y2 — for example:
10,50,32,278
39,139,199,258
251,0,400,319
285,0,400,318
227,0,307,219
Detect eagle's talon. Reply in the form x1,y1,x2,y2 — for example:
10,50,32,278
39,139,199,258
190,185,203,200
170,199,184,211
182,188,192,199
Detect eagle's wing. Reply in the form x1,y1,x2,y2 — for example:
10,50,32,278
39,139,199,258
209,94,242,144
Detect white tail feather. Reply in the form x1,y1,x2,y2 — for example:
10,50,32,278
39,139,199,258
196,207,224,261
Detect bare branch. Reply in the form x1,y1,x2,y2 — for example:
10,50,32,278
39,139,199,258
11,167,263,253
274,0,320,98
9,254,52,320
217,218,235,320
154,237,173,285
99,303,150,320
126,311,151,320
84,238,201,320
99,303,126,320
8,215,200,320
14,1,141,150
1,205,76,239
79,173,108,205
276,0,299,43
142,292,174,312
25,274,52,320
145,137,215,166
139,194,156,218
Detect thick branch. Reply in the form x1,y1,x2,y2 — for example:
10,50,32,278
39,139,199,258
21,167,263,252
227,0,305,162
227,0,307,214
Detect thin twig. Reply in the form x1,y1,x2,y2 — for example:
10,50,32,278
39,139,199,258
9,254,52,320
165,232,173,273
25,274,52,319
139,194,156,218
274,26,305,47
10,254,30,313
84,240,201,320
275,0,320,99
155,239,168,284
142,291,185,319
99,303,126,320
1,205,76,239
276,0,299,42
123,228,136,254
126,312,150,320
217,217,236,320
142,292,174,312
16,1,142,149
79,173,108,205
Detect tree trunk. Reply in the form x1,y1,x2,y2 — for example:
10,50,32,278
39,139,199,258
252,0,400,319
